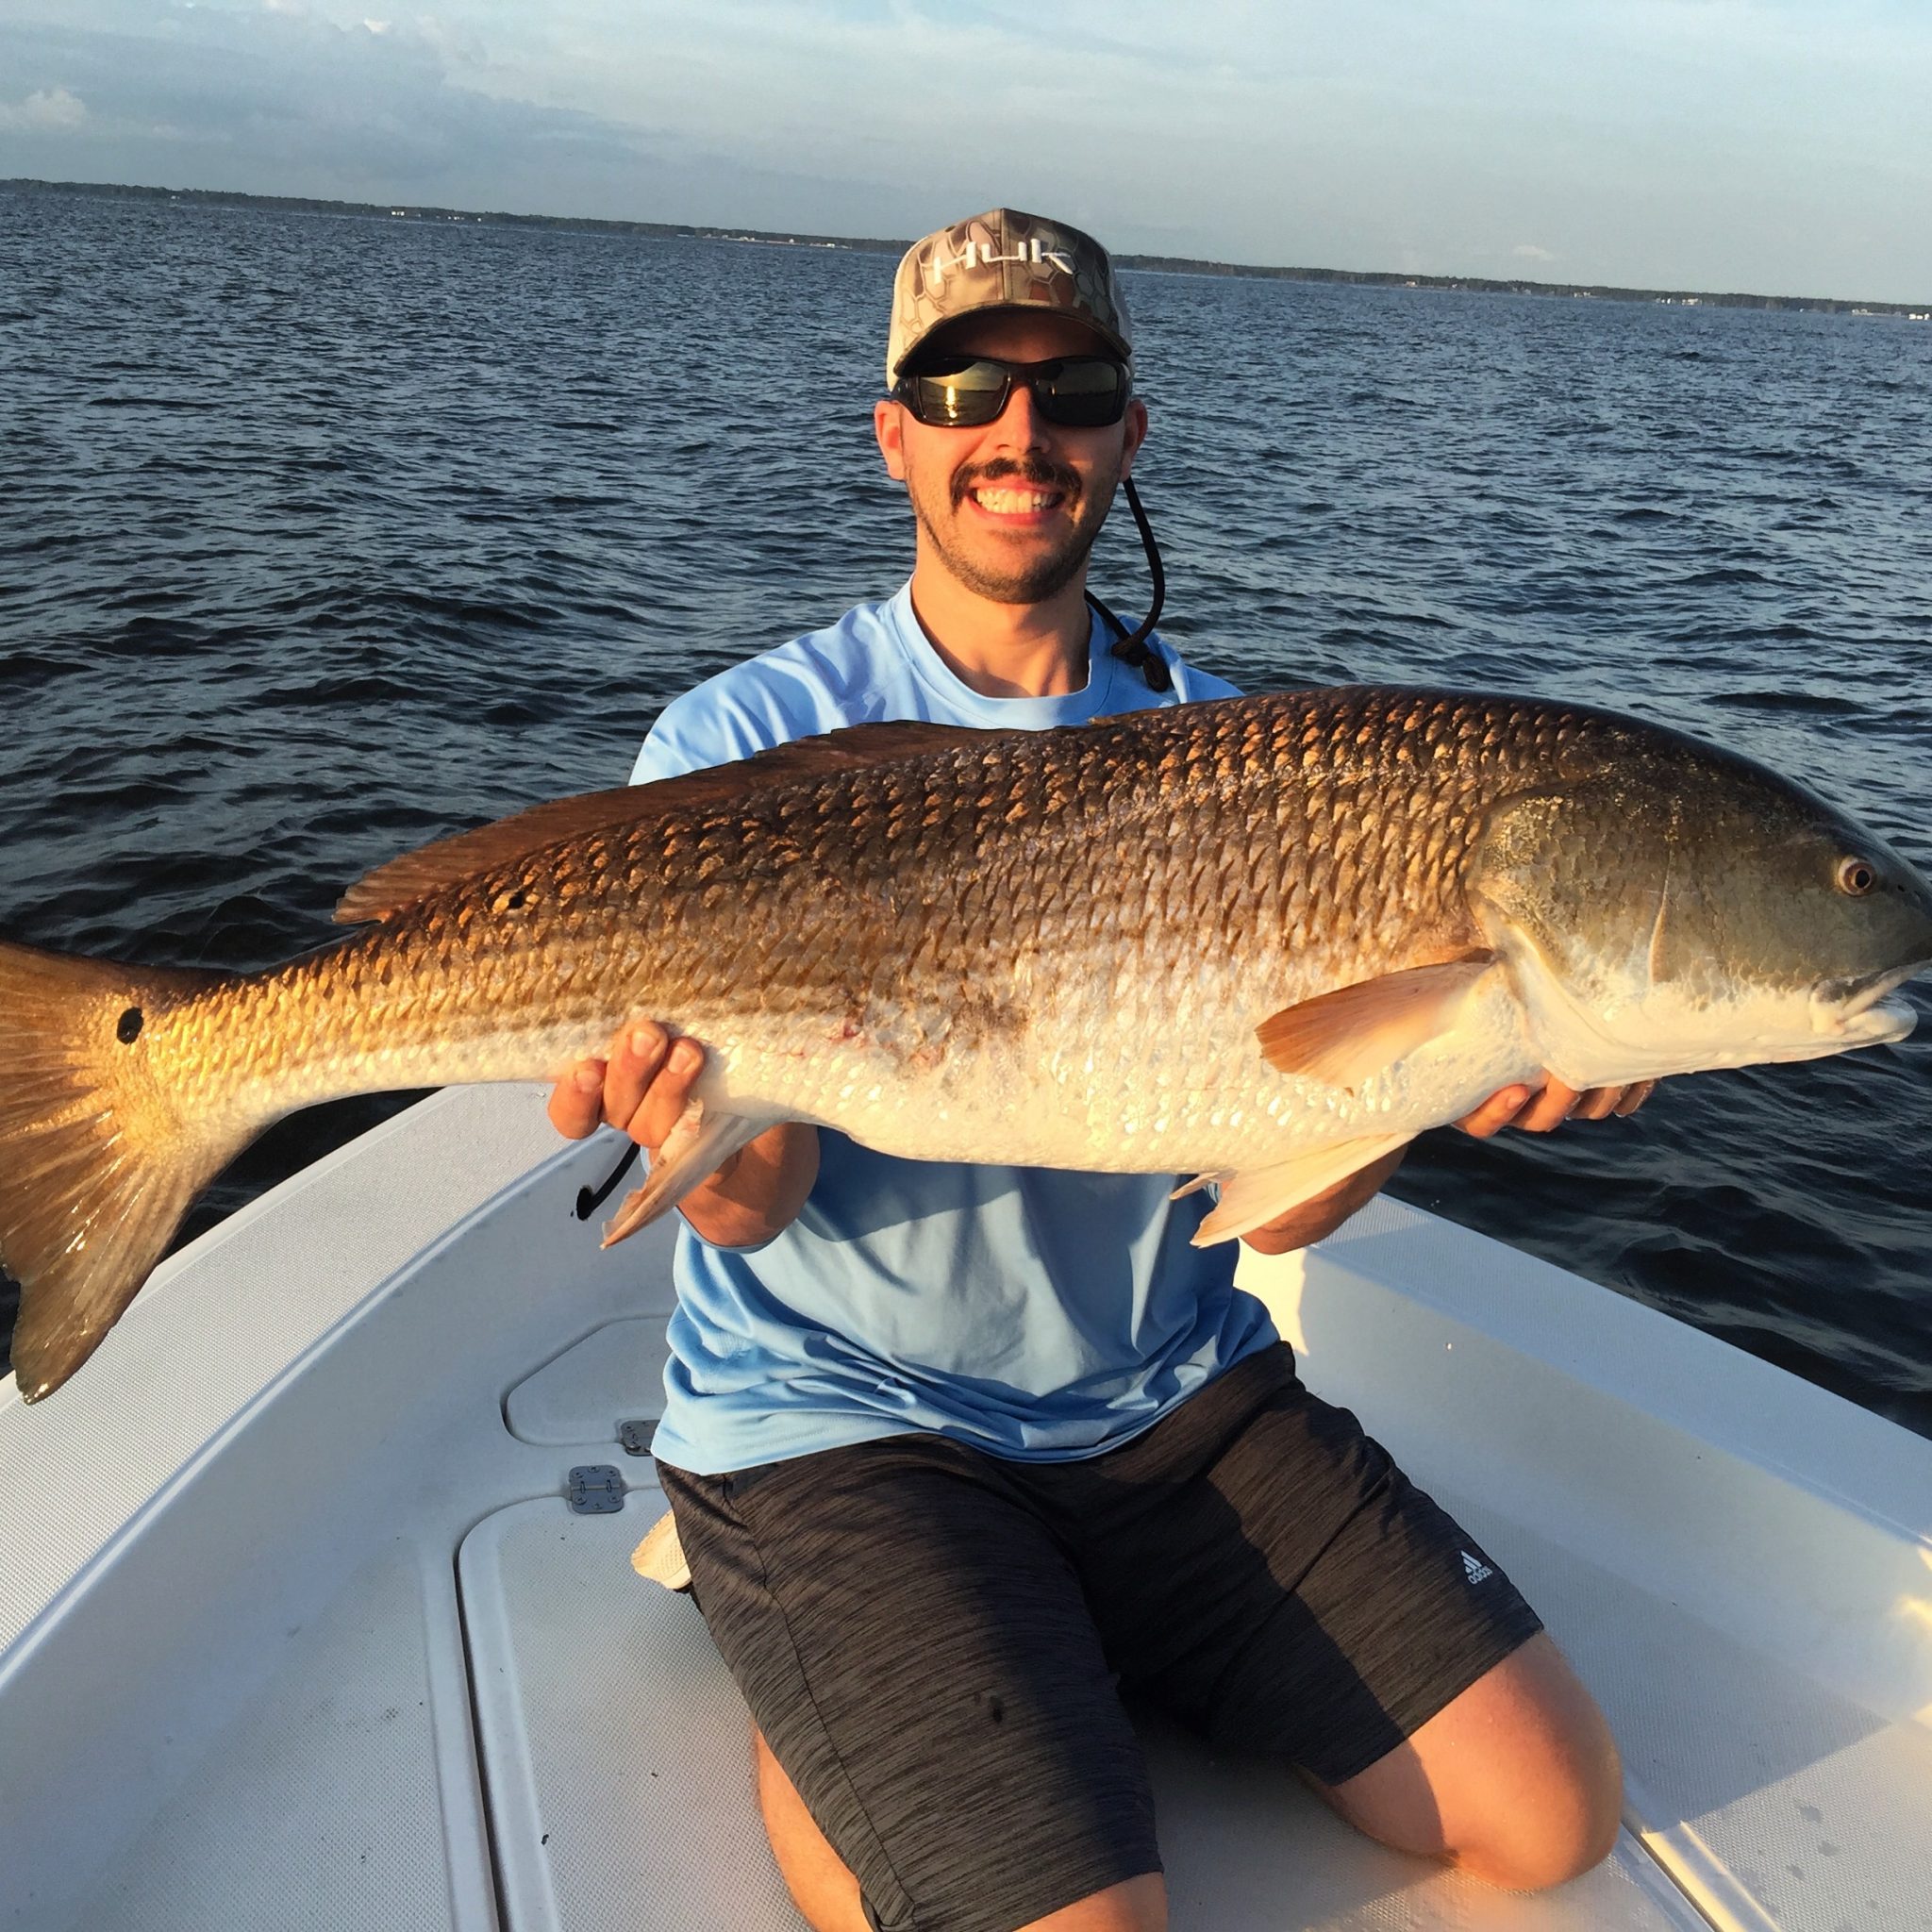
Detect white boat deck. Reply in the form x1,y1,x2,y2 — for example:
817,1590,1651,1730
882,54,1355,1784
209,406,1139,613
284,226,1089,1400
2,1086,1929,1931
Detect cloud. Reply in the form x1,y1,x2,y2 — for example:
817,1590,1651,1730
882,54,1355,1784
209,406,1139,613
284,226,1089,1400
1,1,1929,298
0,6,916,243
0,11,653,201
0,85,88,132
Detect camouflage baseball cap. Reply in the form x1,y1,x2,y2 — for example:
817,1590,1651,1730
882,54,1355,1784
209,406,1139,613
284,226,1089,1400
886,208,1133,387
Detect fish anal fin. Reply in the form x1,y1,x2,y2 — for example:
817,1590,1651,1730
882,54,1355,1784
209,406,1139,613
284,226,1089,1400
333,721,1000,925
600,1103,766,1248
1190,1133,1414,1246
1257,955,1496,1091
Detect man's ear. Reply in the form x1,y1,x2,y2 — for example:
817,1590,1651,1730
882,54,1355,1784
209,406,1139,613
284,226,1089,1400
874,397,908,480
1119,396,1149,479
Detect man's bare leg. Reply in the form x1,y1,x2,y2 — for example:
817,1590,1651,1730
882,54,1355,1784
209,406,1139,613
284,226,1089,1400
1317,1634,1623,1890
753,1726,1167,1932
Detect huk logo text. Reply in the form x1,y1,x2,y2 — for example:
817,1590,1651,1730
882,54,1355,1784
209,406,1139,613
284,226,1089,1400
938,238,1075,277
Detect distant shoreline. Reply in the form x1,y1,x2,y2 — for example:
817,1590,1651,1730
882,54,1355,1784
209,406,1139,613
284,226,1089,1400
8,175,1928,319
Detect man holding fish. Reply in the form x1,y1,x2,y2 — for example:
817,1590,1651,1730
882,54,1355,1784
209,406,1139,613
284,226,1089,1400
6,215,1925,1931
550,211,1633,1932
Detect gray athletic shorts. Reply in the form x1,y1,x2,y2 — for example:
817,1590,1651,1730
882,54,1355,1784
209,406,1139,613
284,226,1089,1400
658,1342,1541,1932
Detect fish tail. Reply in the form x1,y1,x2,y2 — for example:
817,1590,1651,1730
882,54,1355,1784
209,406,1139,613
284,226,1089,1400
0,939,248,1404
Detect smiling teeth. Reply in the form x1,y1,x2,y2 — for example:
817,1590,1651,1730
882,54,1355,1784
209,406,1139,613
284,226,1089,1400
974,488,1058,512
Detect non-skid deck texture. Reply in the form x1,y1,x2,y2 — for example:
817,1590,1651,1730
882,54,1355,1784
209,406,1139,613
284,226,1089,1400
459,1496,1707,1932
72,1549,456,1932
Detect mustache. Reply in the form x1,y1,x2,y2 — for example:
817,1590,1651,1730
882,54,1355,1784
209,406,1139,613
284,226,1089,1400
951,455,1082,510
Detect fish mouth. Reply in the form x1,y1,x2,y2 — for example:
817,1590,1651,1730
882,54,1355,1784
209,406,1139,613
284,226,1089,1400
1814,962,1924,1043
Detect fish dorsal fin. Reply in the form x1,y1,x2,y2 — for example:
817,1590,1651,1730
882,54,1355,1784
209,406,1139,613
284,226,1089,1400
334,787,656,924
1257,954,1497,1091
332,720,995,924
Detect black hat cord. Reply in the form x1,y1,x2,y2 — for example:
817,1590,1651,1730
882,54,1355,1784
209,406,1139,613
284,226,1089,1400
1086,475,1171,693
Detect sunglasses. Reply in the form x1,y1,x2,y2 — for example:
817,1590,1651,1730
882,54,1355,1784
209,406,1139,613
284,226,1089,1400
893,354,1132,430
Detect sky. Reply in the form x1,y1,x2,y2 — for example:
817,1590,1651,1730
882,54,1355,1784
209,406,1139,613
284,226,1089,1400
2,0,1929,303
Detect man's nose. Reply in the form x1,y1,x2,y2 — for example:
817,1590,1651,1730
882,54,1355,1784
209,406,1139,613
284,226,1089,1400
991,375,1054,447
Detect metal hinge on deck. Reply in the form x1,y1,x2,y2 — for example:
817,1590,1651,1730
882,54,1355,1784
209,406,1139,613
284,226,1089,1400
616,1419,656,1457
567,1464,625,1514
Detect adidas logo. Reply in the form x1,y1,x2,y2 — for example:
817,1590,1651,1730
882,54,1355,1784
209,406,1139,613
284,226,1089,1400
1461,1551,1494,1586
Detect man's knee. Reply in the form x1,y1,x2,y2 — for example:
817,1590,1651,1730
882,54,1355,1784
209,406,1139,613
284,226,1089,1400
754,1725,869,1932
1449,1635,1623,1890
1448,1743,1623,1891
1325,1633,1623,1890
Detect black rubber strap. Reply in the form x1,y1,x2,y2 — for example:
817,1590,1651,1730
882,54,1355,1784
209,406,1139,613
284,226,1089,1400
575,1141,641,1221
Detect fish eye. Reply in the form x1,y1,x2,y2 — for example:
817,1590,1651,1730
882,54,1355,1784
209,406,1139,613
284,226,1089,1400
1835,856,1877,896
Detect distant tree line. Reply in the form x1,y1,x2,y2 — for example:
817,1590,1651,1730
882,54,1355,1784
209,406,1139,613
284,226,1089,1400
1110,251,1924,315
6,176,1924,317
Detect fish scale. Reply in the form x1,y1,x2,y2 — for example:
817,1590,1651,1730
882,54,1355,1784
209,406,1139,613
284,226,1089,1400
3,688,1929,1403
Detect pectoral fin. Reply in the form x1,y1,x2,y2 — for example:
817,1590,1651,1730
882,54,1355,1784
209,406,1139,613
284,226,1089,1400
601,1102,765,1248
1190,1132,1414,1246
1257,955,1497,1091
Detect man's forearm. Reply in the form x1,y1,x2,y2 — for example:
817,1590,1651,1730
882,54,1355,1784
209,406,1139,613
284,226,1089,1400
677,1123,821,1248
1239,1148,1407,1257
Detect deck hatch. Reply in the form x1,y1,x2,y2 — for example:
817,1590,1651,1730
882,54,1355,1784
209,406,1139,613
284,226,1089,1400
504,1314,671,1446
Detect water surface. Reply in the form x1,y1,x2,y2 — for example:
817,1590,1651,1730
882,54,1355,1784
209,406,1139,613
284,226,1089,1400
2,191,1927,1429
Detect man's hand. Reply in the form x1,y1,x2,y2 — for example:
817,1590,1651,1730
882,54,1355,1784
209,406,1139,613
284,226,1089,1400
1454,1077,1657,1139
547,1021,819,1249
